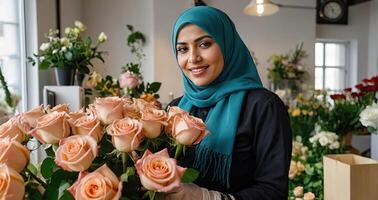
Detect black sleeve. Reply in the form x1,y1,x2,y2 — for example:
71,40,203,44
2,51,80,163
233,95,292,200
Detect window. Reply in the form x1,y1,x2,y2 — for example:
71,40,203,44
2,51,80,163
315,41,349,92
0,0,26,112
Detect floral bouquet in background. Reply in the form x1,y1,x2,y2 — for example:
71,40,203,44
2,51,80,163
359,102,378,134
120,25,161,100
0,97,208,199
28,21,107,85
288,131,344,200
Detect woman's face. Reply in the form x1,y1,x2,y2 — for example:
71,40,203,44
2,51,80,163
176,24,224,86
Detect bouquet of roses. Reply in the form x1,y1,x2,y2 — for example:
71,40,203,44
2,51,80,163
0,97,208,200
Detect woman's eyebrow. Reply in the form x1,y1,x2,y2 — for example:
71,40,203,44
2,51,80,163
176,35,212,45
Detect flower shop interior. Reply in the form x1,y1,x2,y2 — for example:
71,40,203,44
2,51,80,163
1,0,378,199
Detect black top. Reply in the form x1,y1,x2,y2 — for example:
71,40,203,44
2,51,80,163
168,88,292,200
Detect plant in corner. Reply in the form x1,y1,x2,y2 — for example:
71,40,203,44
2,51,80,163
28,21,107,86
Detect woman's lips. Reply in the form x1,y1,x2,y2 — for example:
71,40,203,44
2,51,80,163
189,66,209,76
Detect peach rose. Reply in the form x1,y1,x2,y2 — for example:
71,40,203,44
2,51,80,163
20,105,45,128
67,164,122,200
86,104,98,118
171,113,208,145
49,103,70,113
132,98,150,110
55,135,98,172
135,148,186,192
0,164,25,200
293,186,303,197
303,192,315,200
107,118,143,152
0,137,29,172
70,115,104,142
289,160,298,180
67,108,86,124
0,117,25,143
141,107,168,138
165,106,187,134
94,97,124,124
123,103,141,119
29,111,71,144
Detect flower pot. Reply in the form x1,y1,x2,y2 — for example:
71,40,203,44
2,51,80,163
55,66,76,86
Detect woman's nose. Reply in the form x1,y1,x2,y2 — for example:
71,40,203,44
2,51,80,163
188,50,202,63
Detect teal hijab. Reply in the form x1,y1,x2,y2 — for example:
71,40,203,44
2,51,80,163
172,6,262,187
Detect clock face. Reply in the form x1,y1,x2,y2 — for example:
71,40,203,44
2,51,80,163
323,2,343,20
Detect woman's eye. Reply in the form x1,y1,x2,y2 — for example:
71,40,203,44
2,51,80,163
176,46,188,53
199,41,211,48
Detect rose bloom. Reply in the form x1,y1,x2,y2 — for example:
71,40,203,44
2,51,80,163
296,161,305,172
289,160,298,180
107,118,143,152
359,103,378,129
0,164,25,200
119,71,140,89
55,135,98,172
171,113,208,145
49,103,70,113
0,137,29,173
165,106,187,134
68,164,122,200
132,98,152,110
293,186,304,197
29,111,71,144
123,103,141,120
0,117,25,143
94,97,124,124
303,192,315,200
85,71,102,88
20,105,45,128
140,107,168,138
135,148,186,192
70,115,104,142
67,108,86,124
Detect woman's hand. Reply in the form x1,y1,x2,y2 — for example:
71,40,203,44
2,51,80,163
164,183,235,200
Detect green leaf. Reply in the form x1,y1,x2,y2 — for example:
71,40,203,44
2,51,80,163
50,169,71,188
40,60,50,69
59,191,74,200
58,181,71,199
148,191,156,200
181,168,200,183
42,184,59,200
121,167,136,182
27,163,38,175
147,82,161,93
64,52,73,61
85,37,92,46
41,157,56,179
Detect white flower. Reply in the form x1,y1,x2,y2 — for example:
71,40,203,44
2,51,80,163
329,141,340,149
275,89,287,101
360,103,378,129
74,20,86,31
52,49,58,54
39,42,50,51
295,136,302,143
60,37,69,46
98,32,107,43
61,46,67,52
64,27,72,35
39,56,45,61
293,186,303,197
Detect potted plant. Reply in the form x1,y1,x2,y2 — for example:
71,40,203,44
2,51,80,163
28,21,107,86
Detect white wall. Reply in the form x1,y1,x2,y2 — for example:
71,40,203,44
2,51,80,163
81,0,154,82
154,0,316,104
316,2,371,84
368,0,378,76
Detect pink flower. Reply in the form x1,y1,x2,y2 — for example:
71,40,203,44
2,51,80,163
67,164,122,200
29,111,71,144
119,71,140,89
0,137,29,173
172,113,209,145
48,104,70,113
55,135,98,172
135,149,186,192
0,117,25,143
140,107,168,138
69,115,104,142
0,164,25,200
106,118,144,152
19,105,45,129
165,106,187,134
94,97,124,125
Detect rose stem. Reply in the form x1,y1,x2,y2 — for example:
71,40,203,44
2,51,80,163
175,143,184,160
122,152,129,173
25,167,47,188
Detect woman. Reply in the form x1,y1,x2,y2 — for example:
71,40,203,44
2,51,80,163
166,6,292,200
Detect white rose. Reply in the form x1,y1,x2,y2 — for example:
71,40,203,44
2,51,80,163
98,32,107,43
52,49,58,54
318,135,329,146
65,27,72,35
360,103,378,129
329,141,340,149
74,20,86,31
61,46,67,52
39,43,50,51
293,186,303,197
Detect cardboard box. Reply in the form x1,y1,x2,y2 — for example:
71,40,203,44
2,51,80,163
323,154,378,200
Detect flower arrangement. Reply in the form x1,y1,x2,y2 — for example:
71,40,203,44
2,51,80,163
288,131,344,200
0,97,207,199
120,25,161,99
268,42,308,82
359,102,378,134
28,21,107,78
